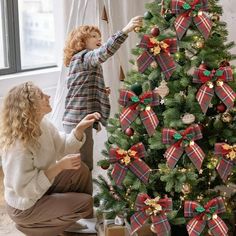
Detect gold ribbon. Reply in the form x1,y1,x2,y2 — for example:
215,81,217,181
149,38,169,56
117,149,137,165
222,144,236,161
144,197,163,216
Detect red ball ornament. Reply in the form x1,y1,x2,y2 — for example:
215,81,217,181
150,27,160,37
198,124,204,132
125,127,134,137
216,103,227,113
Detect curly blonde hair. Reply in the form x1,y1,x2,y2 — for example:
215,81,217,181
0,82,43,151
63,25,101,67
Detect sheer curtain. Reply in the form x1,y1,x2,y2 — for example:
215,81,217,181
50,0,100,130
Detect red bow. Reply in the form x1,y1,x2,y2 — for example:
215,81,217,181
162,124,205,171
193,65,236,113
137,35,177,79
131,193,172,236
119,89,159,136
171,0,212,39
184,197,228,236
109,143,150,186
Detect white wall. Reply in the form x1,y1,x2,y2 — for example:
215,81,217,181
0,68,60,107
220,0,236,62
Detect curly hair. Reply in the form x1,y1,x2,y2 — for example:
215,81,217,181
63,25,101,67
0,82,43,151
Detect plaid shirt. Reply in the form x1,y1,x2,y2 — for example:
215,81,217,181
63,31,128,126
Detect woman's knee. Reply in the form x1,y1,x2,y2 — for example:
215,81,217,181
80,194,93,218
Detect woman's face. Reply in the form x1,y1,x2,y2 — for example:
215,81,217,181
85,31,101,50
37,92,52,118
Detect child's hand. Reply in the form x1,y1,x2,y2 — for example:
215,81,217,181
122,16,143,34
74,112,101,140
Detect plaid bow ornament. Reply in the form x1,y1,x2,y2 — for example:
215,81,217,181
162,124,205,171
171,0,212,40
119,89,159,136
184,197,228,236
193,65,236,113
215,143,236,182
131,193,172,236
137,35,177,79
109,143,151,186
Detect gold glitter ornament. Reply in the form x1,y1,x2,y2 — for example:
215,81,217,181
181,183,191,195
221,112,233,123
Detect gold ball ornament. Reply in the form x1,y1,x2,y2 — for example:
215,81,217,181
195,40,204,49
134,26,141,33
221,112,233,123
192,35,201,42
211,14,220,22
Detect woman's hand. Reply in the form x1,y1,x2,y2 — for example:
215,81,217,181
58,153,81,170
74,112,101,140
122,16,143,34
44,154,81,181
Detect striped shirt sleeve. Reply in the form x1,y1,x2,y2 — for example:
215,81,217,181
84,31,128,66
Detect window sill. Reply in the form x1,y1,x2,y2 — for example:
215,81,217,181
0,66,62,81
0,66,63,97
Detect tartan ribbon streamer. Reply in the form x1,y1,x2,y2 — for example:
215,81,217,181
193,65,236,113
162,124,205,171
137,35,177,79
119,89,159,136
171,0,212,40
131,193,172,236
215,143,236,182
184,197,228,236
109,143,150,186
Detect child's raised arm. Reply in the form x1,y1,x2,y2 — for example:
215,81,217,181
84,16,143,66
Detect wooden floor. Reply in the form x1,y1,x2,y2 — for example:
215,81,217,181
0,167,98,236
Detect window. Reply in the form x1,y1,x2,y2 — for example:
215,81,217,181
0,0,10,71
0,0,57,75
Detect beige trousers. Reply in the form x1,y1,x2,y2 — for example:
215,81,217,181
6,162,93,236
63,125,94,171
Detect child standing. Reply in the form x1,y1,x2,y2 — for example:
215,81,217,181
62,16,143,171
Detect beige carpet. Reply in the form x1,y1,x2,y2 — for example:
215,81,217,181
0,168,24,236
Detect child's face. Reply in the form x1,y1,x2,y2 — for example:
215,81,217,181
85,31,101,50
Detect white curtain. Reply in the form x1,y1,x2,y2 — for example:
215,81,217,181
50,0,152,130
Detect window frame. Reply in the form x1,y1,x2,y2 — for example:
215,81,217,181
0,0,57,76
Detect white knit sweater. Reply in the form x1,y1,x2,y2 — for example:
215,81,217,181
2,118,86,210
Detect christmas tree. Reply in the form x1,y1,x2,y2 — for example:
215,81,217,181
95,0,236,235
